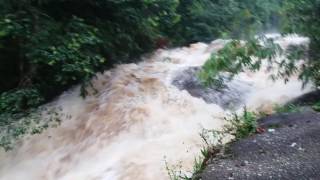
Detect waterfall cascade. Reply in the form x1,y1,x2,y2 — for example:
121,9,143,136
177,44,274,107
0,34,311,180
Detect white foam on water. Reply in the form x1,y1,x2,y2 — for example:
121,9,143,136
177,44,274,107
0,35,312,180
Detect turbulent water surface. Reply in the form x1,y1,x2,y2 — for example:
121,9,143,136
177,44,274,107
0,35,311,180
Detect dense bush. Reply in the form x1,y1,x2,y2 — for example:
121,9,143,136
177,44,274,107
170,0,239,44
0,0,180,117
0,88,43,114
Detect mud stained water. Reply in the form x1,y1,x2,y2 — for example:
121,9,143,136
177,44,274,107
0,35,311,180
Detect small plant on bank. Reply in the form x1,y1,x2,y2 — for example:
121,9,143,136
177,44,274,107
166,128,227,180
166,107,260,180
225,107,258,140
274,103,301,113
312,102,320,112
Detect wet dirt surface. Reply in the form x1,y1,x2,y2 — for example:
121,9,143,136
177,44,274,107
202,111,320,180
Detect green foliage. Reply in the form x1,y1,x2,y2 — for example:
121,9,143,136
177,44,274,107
171,0,282,44
199,35,311,89
0,0,183,150
168,108,258,180
172,0,238,43
274,103,301,113
0,0,180,121
165,143,218,180
166,107,259,180
199,37,281,86
229,0,283,38
0,0,287,149
282,0,320,87
0,88,43,114
165,108,258,180
226,107,258,139
0,13,106,93
312,102,320,112
200,0,320,91
0,0,284,112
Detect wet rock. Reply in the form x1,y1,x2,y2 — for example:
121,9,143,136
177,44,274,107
289,90,320,105
201,111,320,180
171,67,251,109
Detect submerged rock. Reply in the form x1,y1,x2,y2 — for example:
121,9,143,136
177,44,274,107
172,67,251,109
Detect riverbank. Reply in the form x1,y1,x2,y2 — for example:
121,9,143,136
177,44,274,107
200,93,320,179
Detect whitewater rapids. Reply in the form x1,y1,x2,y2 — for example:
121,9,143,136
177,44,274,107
0,35,311,180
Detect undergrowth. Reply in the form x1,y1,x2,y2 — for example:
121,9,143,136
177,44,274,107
312,102,320,112
166,107,258,180
225,107,258,140
274,103,301,113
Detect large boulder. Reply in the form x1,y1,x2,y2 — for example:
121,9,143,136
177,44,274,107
172,67,251,109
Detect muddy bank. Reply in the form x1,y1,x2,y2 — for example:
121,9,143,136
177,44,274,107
201,111,320,179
